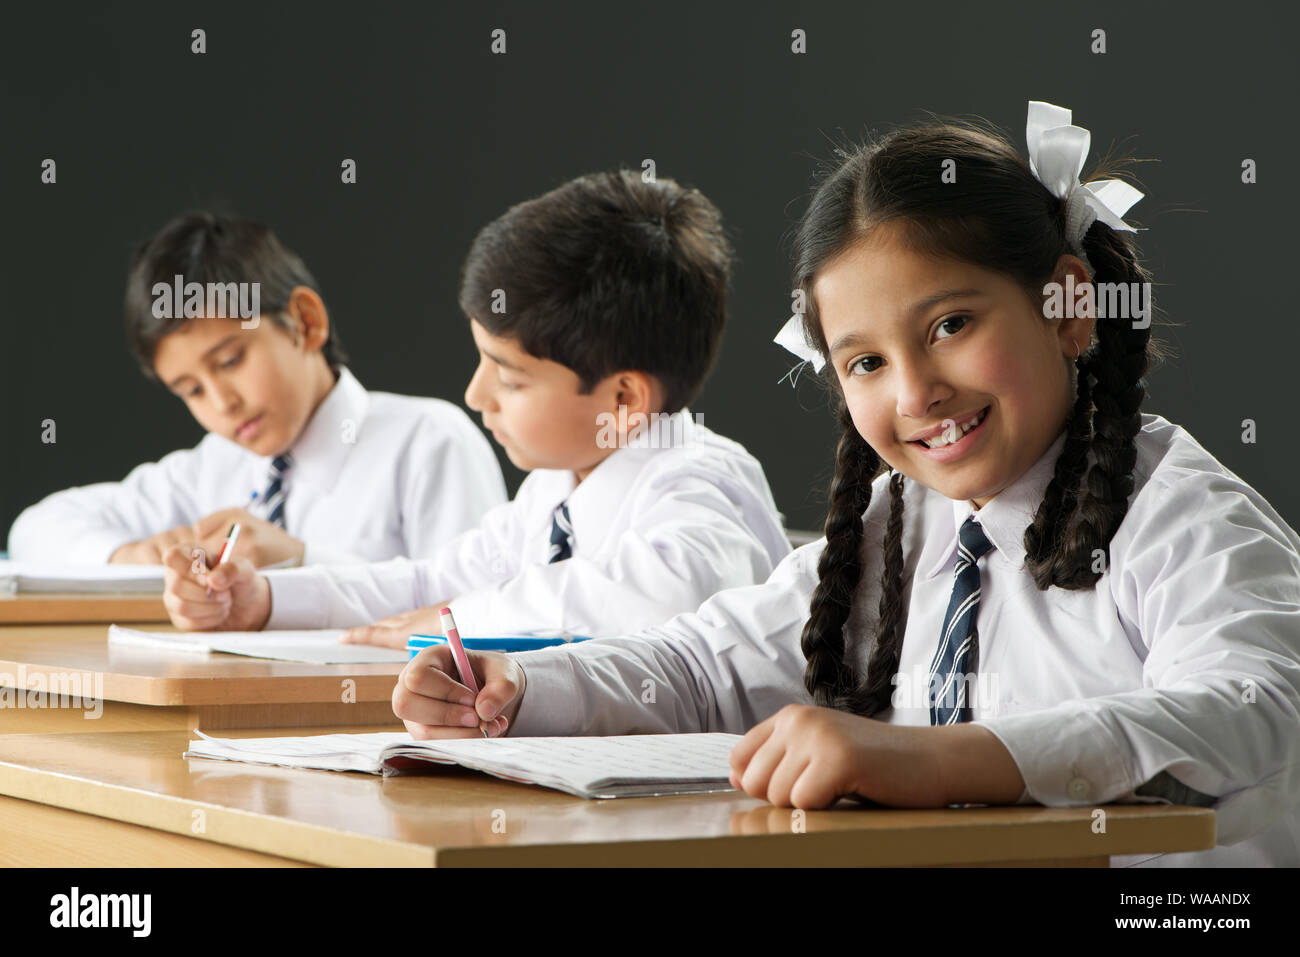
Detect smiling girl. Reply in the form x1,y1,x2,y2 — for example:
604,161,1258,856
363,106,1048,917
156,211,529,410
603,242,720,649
391,102,1300,867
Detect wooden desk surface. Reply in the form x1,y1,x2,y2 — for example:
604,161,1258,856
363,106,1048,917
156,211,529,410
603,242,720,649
0,727,1218,867
0,593,168,624
0,623,402,706
0,624,405,732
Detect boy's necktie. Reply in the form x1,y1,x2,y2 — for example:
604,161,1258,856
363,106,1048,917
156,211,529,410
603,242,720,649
259,453,293,529
928,515,996,725
548,501,574,563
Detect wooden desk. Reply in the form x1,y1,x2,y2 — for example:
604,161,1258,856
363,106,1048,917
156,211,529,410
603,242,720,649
0,593,168,624
0,624,404,733
0,727,1217,867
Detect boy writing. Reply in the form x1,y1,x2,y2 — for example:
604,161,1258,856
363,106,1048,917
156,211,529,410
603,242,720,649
162,172,791,644
8,211,506,567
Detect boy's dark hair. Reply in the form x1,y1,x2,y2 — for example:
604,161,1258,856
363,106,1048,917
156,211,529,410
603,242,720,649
792,118,1175,718
458,169,733,413
124,211,347,377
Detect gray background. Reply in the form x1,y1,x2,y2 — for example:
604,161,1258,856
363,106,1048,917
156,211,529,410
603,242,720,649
3,0,1297,544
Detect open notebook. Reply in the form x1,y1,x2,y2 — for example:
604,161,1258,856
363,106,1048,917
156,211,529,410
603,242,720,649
185,730,742,799
108,625,408,664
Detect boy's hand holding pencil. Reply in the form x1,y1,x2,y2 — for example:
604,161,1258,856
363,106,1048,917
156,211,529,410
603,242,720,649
161,541,273,632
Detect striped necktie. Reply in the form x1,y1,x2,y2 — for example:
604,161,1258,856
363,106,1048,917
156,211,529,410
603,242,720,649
260,453,292,529
548,502,574,563
928,515,996,725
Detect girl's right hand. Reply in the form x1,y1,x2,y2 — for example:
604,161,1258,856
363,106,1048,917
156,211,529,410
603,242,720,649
161,543,271,631
392,645,524,739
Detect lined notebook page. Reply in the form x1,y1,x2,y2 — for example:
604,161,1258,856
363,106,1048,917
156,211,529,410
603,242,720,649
186,731,408,772
185,731,743,799
109,625,408,663
385,734,743,798
108,625,213,653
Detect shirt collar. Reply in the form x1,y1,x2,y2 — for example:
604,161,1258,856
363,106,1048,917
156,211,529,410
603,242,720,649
276,366,369,491
919,426,1070,580
557,407,697,551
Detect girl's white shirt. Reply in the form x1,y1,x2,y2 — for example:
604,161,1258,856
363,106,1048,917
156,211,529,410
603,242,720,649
508,412,1300,867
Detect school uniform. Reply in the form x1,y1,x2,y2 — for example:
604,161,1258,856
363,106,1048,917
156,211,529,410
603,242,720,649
504,412,1300,867
263,409,792,636
7,367,508,565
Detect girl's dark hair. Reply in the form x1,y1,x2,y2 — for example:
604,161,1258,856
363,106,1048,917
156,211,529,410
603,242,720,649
794,117,1172,716
124,210,347,377
458,169,732,414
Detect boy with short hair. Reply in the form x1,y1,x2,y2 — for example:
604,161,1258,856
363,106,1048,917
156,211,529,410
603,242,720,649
163,172,792,644
8,211,506,567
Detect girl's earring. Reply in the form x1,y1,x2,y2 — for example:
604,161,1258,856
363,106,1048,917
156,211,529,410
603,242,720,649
1073,341,1081,362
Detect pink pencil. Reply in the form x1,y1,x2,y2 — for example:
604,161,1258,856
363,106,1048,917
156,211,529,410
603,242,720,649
206,522,241,599
439,606,488,737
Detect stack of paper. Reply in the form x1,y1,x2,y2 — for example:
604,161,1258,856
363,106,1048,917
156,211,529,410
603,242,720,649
185,730,742,799
0,556,301,596
108,625,408,664
0,562,164,595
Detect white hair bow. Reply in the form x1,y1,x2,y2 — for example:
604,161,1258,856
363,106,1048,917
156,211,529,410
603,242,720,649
772,100,1146,374
773,311,824,373
1026,100,1144,259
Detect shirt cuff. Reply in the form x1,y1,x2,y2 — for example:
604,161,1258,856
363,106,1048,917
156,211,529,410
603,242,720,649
264,568,331,629
506,648,588,737
976,705,1139,807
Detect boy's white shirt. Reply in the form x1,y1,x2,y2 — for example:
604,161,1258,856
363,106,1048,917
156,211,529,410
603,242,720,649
6,367,508,565
264,409,793,636
505,412,1300,867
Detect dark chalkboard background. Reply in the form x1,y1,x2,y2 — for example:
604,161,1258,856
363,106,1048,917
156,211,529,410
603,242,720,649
3,0,1296,543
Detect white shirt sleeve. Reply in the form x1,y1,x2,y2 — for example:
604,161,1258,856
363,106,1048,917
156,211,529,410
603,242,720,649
507,544,821,736
396,406,507,561
447,471,786,637
266,462,784,633
7,441,212,563
265,497,524,629
976,470,1300,846
299,541,372,565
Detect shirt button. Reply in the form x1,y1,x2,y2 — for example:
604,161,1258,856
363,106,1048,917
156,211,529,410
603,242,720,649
1067,777,1091,800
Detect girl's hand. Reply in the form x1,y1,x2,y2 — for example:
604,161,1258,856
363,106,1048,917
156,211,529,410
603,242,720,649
728,704,948,809
340,603,449,649
391,645,525,739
